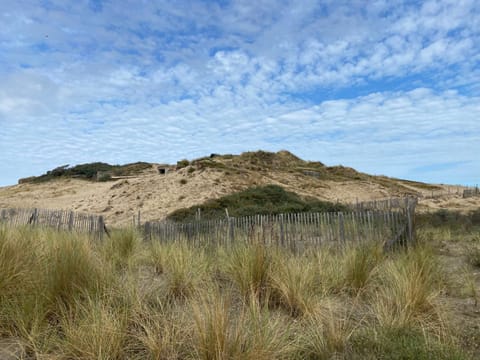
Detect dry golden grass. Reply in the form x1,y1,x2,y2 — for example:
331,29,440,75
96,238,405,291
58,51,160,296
0,224,476,359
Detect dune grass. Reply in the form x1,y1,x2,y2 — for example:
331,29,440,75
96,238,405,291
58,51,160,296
0,223,475,359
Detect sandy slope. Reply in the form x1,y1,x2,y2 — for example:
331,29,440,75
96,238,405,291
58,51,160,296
0,157,478,227
0,166,230,227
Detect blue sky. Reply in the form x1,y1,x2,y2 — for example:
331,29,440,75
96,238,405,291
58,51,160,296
0,0,479,186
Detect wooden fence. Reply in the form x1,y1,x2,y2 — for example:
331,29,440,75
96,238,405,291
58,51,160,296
422,189,461,199
463,186,480,198
350,196,417,212
143,197,417,251
0,208,106,239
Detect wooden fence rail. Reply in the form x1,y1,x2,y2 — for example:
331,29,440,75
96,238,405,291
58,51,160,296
0,208,105,239
144,197,416,251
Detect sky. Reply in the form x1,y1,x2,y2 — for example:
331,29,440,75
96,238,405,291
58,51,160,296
0,0,479,187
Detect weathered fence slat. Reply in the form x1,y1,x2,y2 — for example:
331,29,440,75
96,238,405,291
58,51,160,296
143,197,417,251
0,207,105,238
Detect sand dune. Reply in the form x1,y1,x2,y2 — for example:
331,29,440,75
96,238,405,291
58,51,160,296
1,152,477,227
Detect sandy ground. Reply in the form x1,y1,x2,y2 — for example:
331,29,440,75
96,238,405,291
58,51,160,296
0,165,478,227
419,195,480,213
0,167,231,227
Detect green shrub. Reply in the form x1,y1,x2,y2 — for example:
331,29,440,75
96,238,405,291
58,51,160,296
177,159,190,169
167,185,347,222
22,162,152,183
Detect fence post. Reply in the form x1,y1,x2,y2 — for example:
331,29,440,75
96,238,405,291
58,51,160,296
29,208,38,225
68,211,74,231
144,222,151,242
405,197,416,245
279,214,285,247
98,216,104,241
338,212,345,244
228,218,234,246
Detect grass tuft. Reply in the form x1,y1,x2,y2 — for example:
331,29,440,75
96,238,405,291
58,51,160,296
61,294,128,359
192,290,292,359
467,240,480,268
373,245,444,330
342,241,384,294
163,243,210,301
270,255,317,317
297,302,357,359
132,302,192,359
102,227,141,269
222,243,272,304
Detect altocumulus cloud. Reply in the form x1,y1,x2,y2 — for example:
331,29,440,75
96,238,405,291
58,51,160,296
0,0,479,186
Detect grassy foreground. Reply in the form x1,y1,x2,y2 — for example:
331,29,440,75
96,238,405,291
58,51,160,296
0,223,478,359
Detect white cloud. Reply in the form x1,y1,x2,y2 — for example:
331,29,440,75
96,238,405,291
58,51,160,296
0,0,479,186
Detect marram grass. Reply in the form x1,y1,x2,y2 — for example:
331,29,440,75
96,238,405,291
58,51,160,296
0,224,474,359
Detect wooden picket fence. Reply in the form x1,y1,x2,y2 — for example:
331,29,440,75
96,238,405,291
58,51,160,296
0,197,418,250
350,195,417,211
0,208,106,239
463,186,480,198
143,197,417,251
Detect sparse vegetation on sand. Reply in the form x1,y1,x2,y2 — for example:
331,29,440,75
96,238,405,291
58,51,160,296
3,150,461,229
19,161,152,183
0,214,478,359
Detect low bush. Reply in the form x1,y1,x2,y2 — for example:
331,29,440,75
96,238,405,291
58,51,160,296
176,159,190,169
167,184,348,222
21,162,152,183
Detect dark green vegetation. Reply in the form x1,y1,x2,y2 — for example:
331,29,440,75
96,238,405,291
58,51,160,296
176,159,190,169
167,184,348,222
19,162,152,183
